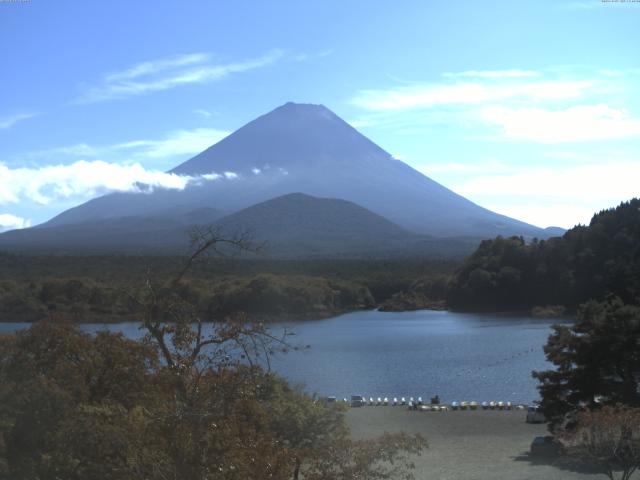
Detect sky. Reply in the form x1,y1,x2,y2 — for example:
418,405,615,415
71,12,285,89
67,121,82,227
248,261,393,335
1,0,639,232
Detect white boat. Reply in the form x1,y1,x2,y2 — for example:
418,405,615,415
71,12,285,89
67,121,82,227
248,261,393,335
401,397,406,405
481,401,489,410
470,401,478,410
369,397,374,406
393,397,398,406
383,397,389,406
417,396,423,405
460,401,469,410
377,397,382,406
451,401,459,410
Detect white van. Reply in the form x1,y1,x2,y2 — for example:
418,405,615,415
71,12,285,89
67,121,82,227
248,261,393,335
526,405,546,423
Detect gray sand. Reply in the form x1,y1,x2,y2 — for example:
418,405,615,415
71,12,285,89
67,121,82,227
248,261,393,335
347,407,607,480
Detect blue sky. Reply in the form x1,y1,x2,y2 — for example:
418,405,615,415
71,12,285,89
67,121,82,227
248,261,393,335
1,0,639,231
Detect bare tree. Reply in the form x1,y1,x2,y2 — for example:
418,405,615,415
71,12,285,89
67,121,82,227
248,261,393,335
127,225,280,371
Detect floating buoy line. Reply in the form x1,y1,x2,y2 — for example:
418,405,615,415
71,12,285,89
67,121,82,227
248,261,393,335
325,396,530,411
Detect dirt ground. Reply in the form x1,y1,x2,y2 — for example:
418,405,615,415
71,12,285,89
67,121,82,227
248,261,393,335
346,407,611,480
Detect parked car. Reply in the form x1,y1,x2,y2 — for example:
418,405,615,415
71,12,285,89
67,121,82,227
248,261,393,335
350,395,366,407
526,405,546,423
530,436,561,456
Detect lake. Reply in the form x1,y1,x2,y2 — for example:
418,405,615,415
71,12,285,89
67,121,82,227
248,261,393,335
0,309,567,404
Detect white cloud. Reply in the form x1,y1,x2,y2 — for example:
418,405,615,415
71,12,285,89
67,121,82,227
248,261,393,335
201,173,221,181
0,113,37,130
485,203,598,230
22,127,230,164
78,50,284,103
443,69,540,79
417,159,514,175
599,69,625,78
104,53,211,83
351,80,592,111
453,160,640,227
293,49,334,62
456,161,640,200
0,160,237,206
194,108,214,117
0,213,30,233
348,118,376,129
481,104,640,142
351,69,640,144
113,128,230,158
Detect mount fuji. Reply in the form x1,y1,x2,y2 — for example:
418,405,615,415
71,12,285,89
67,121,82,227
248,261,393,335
0,102,554,256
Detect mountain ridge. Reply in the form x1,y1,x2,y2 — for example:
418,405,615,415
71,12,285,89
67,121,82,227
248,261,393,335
0,193,481,257
1,102,559,256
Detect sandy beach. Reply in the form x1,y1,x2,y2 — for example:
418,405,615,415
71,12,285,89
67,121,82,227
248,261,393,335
347,407,604,480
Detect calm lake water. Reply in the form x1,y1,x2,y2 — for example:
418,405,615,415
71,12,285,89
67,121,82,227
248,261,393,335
0,309,568,404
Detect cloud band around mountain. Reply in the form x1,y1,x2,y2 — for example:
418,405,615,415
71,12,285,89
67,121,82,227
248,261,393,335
0,160,241,207
0,213,30,233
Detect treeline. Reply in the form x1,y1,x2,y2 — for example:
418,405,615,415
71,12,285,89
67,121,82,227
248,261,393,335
447,198,640,312
0,275,372,323
0,256,457,322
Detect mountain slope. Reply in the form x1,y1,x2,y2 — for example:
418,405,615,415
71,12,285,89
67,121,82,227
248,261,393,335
0,208,223,254
214,193,416,256
0,193,480,257
40,102,547,240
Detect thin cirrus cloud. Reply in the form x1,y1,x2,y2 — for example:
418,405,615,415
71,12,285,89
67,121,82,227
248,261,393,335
193,108,214,118
23,127,230,163
77,49,284,103
103,52,211,83
111,128,230,159
0,112,37,130
350,68,640,143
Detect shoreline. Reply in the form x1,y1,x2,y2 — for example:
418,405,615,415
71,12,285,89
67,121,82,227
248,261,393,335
0,305,575,325
347,408,598,479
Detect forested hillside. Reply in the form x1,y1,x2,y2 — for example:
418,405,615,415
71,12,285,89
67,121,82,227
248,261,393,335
447,199,640,312
0,255,455,322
